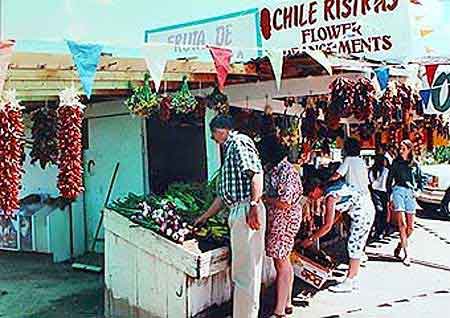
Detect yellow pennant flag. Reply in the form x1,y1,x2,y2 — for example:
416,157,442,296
420,27,433,38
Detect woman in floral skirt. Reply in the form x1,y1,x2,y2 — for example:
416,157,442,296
260,136,303,317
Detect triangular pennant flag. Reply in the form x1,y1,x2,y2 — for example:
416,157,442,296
0,40,15,94
425,64,439,87
207,46,232,92
420,27,433,38
266,49,284,91
142,43,172,93
420,89,431,107
66,40,103,99
425,46,434,54
304,50,333,75
369,70,383,98
374,67,390,91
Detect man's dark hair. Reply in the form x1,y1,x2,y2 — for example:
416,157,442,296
343,137,361,157
209,114,234,131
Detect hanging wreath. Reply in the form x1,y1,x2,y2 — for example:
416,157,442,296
57,87,85,201
30,104,58,169
0,90,25,218
125,74,162,118
171,76,198,114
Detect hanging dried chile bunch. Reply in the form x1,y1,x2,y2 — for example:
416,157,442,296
57,87,85,201
0,90,25,218
380,83,396,124
397,83,418,126
329,77,356,119
353,78,376,121
30,104,58,169
159,96,172,122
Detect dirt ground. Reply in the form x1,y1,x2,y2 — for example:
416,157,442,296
0,252,104,318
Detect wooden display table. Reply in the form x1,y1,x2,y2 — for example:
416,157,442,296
104,209,275,318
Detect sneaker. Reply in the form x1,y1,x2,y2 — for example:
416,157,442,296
329,278,355,293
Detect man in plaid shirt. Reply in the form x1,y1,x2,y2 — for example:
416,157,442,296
196,115,266,318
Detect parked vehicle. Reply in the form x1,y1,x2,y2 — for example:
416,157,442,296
416,164,450,218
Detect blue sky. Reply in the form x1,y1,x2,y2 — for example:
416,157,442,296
4,0,450,56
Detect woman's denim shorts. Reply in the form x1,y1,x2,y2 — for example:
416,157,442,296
391,186,417,214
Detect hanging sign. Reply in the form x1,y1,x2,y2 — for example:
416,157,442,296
259,0,411,61
145,9,260,62
421,65,450,115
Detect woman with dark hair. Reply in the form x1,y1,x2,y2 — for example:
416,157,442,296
260,136,303,317
369,155,390,238
387,139,422,266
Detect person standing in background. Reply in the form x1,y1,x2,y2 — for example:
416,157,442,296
329,138,370,196
369,155,390,239
195,115,266,318
260,136,303,317
387,140,422,266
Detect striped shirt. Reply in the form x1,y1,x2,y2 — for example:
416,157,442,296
218,131,262,207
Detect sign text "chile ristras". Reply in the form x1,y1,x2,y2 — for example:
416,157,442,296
260,0,402,56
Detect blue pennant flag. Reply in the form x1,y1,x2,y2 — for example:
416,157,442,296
420,89,431,107
66,40,103,99
374,67,390,91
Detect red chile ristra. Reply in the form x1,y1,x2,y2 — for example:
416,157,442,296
57,87,85,201
0,90,25,218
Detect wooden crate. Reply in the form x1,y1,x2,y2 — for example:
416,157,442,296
104,209,275,318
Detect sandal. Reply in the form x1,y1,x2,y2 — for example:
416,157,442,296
285,307,294,315
402,248,411,267
394,243,402,258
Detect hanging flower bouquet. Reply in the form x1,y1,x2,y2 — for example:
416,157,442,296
125,74,162,118
171,76,198,114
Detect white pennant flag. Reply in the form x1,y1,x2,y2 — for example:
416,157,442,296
266,49,284,92
304,50,333,75
142,43,172,92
